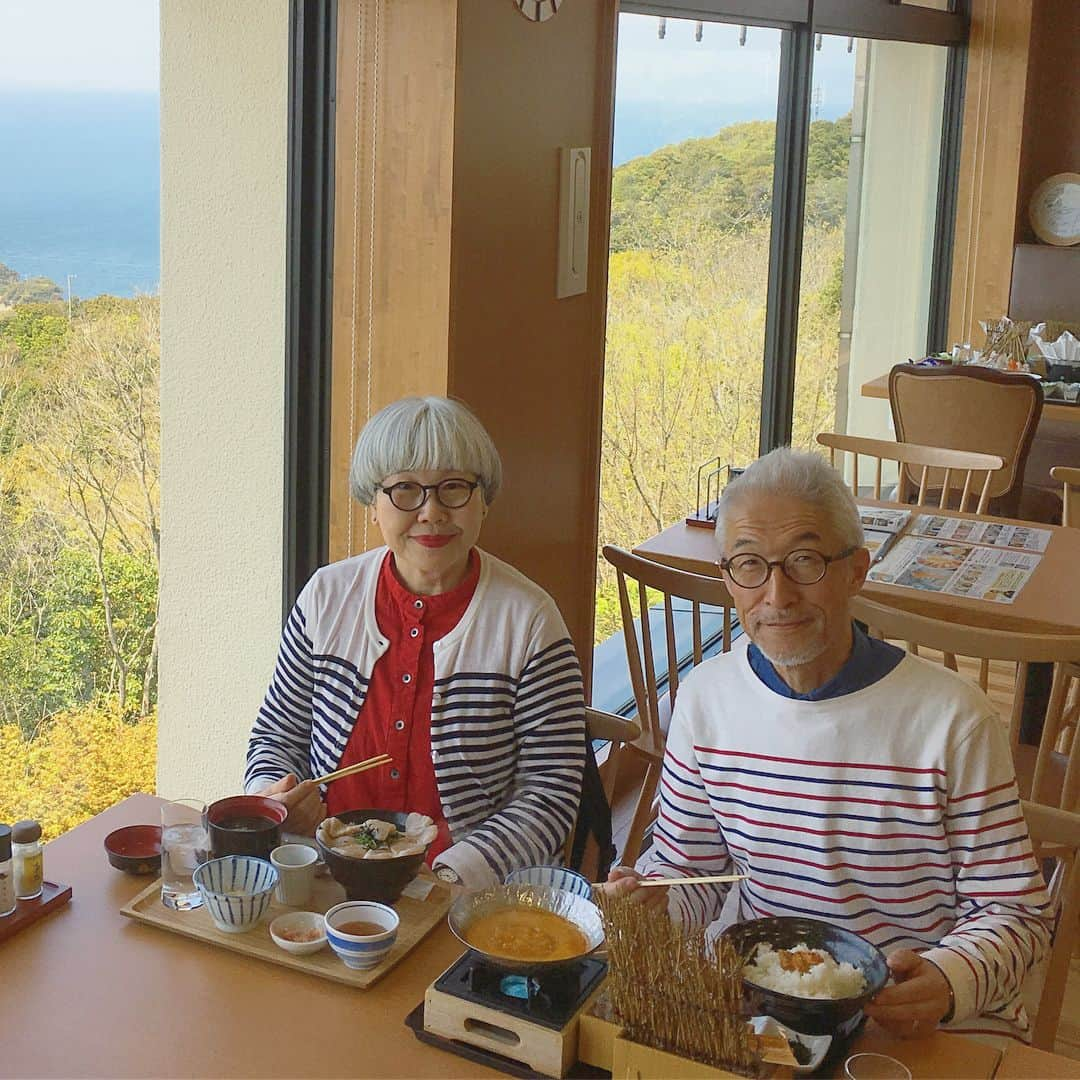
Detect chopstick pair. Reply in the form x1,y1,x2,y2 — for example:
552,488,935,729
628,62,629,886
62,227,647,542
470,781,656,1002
311,753,393,787
592,873,747,888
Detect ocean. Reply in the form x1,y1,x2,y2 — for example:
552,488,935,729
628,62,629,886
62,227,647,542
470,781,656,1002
0,90,160,300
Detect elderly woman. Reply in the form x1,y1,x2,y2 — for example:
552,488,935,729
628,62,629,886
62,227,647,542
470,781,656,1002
245,396,588,887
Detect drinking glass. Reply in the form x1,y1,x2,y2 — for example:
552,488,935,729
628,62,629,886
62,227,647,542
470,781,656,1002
844,1053,912,1080
160,799,209,911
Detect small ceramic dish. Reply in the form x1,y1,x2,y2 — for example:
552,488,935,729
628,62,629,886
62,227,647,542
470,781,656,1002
104,825,163,875
324,900,399,970
269,911,327,955
752,1015,832,1075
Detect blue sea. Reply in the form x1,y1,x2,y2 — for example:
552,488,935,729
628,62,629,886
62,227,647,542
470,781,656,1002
0,90,160,300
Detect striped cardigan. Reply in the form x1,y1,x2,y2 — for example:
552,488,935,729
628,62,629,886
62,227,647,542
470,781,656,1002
639,639,1052,1040
246,547,586,887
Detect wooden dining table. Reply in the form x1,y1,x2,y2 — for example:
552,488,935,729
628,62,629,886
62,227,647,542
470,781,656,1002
3,794,1079,1078
634,497,1080,638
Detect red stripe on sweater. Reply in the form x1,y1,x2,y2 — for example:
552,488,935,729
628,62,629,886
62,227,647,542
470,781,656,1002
693,746,946,776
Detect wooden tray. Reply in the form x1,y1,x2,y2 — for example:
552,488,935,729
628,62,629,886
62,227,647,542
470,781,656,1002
0,881,73,944
120,869,452,988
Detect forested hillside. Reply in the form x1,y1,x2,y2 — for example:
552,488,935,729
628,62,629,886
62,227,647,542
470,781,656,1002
0,293,158,835
596,116,850,640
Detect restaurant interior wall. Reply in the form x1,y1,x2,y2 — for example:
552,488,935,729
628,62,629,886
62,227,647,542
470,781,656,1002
328,0,617,673
1014,0,1080,245
158,0,290,800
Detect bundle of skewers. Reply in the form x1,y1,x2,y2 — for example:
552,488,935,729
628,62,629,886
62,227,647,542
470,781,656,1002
595,891,775,1078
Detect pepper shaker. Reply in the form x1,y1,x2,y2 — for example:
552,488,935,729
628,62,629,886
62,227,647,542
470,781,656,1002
13,820,43,900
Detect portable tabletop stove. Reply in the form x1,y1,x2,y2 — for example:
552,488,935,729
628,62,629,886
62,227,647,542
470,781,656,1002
422,951,608,1078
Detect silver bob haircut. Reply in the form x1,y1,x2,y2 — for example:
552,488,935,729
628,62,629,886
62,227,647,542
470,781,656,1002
349,396,503,506
714,447,864,552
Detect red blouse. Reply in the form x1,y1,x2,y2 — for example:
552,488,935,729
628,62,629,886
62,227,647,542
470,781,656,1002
324,549,480,864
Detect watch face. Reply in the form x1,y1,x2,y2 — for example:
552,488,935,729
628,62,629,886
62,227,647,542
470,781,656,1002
514,0,561,22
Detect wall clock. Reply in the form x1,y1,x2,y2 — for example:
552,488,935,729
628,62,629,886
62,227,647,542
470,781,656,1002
1029,172,1080,247
513,0,561,23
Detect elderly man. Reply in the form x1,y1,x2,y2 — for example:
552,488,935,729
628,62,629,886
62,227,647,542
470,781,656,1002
608,447,1050,1043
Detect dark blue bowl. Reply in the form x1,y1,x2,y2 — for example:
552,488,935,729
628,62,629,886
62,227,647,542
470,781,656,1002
722,916,889,1037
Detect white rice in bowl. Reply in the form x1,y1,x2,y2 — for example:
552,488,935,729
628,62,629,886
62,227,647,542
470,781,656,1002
743,942,867,999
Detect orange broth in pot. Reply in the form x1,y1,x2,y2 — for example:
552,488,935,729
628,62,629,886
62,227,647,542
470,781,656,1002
464,907,587,962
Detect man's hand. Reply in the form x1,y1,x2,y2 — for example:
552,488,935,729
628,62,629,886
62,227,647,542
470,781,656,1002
863,949,953,1038
601,866,670,911
260,773,326,836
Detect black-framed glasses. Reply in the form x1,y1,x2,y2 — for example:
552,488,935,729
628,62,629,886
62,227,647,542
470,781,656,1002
378,478,480,512
719,546,858,589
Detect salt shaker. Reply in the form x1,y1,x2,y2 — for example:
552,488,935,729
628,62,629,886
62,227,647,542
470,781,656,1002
0,824,15,917
13,819,43,900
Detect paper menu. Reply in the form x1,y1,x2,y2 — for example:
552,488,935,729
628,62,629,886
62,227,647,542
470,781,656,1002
908,514,1051,553
867,537,1040,604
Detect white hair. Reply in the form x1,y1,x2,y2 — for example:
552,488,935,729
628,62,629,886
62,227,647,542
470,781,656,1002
714,447,864,551
349,396,503,506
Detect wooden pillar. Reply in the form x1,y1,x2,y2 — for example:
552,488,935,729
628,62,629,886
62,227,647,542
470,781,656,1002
329,0,617,677
947,0,1034,348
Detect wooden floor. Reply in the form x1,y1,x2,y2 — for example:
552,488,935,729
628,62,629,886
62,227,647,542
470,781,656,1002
604,653,1080,1060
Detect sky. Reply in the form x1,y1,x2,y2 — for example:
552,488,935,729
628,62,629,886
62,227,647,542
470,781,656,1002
0,0,159,92
617,13,857,117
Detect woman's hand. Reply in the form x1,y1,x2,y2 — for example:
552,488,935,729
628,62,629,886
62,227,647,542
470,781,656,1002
261,774,326,836
601,866,670,912
863,950,953,1038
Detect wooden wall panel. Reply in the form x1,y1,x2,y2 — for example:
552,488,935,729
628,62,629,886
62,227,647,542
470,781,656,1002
1015,0,1080,244
447,0,617,669
328,0,618,679
947,0,1033,349
330,0,457,561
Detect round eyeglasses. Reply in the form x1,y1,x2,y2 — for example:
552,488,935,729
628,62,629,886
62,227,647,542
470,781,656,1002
719,546,858,589
378,478,480,512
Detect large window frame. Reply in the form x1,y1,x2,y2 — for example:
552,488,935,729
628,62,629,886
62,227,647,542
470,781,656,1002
623,0,969,454
282,0,968,616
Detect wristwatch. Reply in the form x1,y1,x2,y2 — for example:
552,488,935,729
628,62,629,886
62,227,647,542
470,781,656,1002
435,865,462,885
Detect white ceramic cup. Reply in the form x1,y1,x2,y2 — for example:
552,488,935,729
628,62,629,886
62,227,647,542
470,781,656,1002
270,844,318,906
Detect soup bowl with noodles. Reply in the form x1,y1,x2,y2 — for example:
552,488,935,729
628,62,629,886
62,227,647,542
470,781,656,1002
448,883,605,973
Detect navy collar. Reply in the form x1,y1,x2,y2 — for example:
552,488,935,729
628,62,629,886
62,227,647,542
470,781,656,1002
747,622,904,701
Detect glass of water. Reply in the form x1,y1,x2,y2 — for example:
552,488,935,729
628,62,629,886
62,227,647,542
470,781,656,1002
161,799,209,910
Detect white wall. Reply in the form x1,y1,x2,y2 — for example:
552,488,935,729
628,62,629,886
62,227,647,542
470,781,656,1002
844,39,947,444
158,1,288,800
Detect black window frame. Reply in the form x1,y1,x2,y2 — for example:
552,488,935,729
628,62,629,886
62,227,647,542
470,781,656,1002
284,0,337,619
622,0,969,453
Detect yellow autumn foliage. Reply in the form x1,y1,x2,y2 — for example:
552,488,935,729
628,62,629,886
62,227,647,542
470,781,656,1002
0,703,156,840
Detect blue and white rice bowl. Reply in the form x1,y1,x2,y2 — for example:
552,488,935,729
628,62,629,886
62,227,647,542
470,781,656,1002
192,856,278,934
504,864,594,900
324,901,399,970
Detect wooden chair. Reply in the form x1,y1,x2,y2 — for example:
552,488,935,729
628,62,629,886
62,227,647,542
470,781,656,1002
1050,466,1080,780
602,544,738,865
584,706,641,807
1020,800,1080,1051
852,596,1080,813
816,432,1004,515
888,364,1047,521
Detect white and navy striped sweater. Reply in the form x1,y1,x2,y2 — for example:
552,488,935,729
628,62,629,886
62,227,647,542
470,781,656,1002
246,547,586,887
639,640,1052,1040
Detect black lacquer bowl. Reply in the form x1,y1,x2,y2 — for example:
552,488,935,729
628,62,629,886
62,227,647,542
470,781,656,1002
722,916,889,1037
316,808,430,903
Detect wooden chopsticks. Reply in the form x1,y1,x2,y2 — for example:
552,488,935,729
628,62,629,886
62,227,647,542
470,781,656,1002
311,753,393,787
592,873,747,888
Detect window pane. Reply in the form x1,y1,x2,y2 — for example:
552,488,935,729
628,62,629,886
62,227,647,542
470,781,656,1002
598,13,781,642
792,35,947,455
